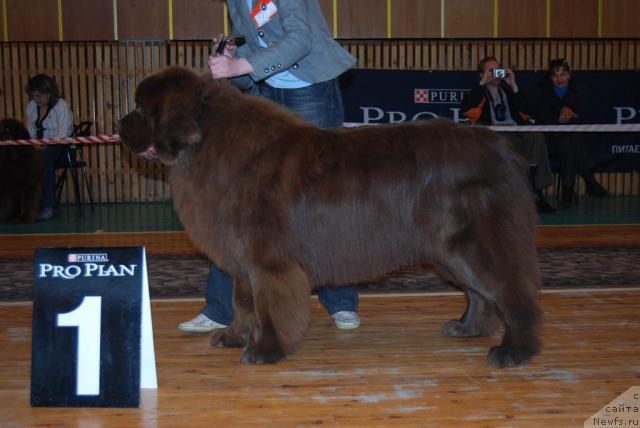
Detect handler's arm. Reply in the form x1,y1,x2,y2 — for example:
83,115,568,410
209,0,311,81
242,0,312,82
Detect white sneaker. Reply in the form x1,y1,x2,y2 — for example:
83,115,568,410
332,311,361,330
178,314,227,333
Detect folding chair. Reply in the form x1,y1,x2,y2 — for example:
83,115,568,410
54,121,95,215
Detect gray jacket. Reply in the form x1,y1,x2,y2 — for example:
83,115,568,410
227,0,356,86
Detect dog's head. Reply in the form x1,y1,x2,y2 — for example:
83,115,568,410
118,67,204,165
0,118,30,140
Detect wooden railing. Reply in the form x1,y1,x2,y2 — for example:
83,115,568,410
1,39,638,202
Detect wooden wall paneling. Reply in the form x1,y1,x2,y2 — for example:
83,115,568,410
550,0,598,38
415,41,424,69
444,0,493,38
318,0,333,35
0,0,4,42
517,41,526,71
61,0,114,41
602,0,640,37
9,45,21,122
391,0,440,38
375,41,383,68
92,44,103,203
6,0,58,41
607,41,617,70
119,42,131,203
498,0,545,38
133,42,144,201
336,0,387,39
172,0,224,40
113,43,125,202
78,43,91,202
453,42,461,70
391,40,399,69
446,40,453,70
620,40,628,70
0,46,7,118
117,0,169,40
470,42,479,72
596,40,605,70
437,41,445,70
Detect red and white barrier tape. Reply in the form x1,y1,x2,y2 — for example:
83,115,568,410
1,123,639,146
0,134,121,146
343,123,640,132
486,124,640,133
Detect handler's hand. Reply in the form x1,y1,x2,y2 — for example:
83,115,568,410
505,68,518,93
212,33,238,58
558,106,578,123
208,55,253,79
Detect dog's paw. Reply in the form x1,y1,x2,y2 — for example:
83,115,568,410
486,345,535,368
211,328,245,348
240,346,286,365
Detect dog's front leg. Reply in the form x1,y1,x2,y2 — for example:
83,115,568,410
240,263,311,364
211,276,255,348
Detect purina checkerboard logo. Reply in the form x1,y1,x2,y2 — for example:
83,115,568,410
414,88,470,104
68,253,109,263
414,89,429,103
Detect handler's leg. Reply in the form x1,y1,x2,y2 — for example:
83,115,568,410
178,264,233,333
318,286,360,329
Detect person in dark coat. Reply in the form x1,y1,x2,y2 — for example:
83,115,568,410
462,56,555,213
532,59,608,208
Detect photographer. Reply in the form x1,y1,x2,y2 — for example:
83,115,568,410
461,56,555,213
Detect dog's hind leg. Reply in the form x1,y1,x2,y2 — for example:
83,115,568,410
435,237,541,367
440,287,500,337
240,263,311,364
485,267,542,368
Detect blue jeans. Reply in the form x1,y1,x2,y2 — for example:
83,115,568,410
41,146,71,210
201,78,359,324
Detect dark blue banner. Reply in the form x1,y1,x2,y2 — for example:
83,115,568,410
341,69,640,172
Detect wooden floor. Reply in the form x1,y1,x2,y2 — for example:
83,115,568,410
1,290,639,427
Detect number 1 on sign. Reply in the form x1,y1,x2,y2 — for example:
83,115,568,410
57,296,102,396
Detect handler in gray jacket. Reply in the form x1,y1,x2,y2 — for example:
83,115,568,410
180,0,361,334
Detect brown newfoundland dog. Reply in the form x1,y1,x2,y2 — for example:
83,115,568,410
119,67,542,367
0,118,44,223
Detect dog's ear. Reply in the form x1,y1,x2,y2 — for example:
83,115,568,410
157,112,202,147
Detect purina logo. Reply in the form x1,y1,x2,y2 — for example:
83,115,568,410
68,253,109,263
414,88,470,104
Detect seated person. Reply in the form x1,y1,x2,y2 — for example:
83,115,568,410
26,74,74,221
532,58,608,208
461,56,555,213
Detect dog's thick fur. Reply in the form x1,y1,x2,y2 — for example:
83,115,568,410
119,67,542,367
0,118,44,223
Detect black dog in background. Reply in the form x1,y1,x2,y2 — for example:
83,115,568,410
0,118,44,223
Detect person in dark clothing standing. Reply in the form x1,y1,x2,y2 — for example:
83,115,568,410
532,59,608,208
461,56,555,213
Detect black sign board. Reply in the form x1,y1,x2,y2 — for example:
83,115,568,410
31,247,150,407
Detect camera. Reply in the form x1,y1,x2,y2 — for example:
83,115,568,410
492,68,508,78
